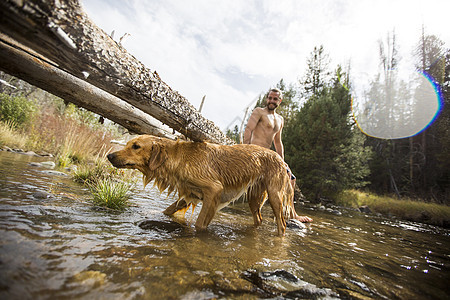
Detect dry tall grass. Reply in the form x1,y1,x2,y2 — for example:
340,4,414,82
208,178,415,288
1,105,117,165
28,108,115,164
0,121,28,149
336,190,450,227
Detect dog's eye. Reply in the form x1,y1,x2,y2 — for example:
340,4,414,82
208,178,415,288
132,143,141,150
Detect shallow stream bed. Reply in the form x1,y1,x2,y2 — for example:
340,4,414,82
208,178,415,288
0,151,448,299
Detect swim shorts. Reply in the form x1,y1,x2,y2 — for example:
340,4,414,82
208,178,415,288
287,168,296,180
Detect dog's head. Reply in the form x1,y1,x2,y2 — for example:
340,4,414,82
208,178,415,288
107,135,167,173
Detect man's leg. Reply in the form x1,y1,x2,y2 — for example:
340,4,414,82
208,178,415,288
287,168,313,223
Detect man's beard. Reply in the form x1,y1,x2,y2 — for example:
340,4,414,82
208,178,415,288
267,103,278,111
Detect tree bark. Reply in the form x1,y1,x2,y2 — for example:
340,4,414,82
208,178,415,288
0,34,178,139
0,0,232,145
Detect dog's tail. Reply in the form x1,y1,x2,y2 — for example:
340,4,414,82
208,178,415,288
282,176,295,220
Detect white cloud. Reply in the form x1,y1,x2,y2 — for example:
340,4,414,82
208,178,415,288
81,0,450,130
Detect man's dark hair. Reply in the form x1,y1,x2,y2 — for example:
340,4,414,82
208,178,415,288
267,88,283,99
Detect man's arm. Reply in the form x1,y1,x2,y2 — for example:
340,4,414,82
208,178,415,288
273,117,284,159
243,108,261,144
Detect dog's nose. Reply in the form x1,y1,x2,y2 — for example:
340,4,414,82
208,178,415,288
107,153,116,162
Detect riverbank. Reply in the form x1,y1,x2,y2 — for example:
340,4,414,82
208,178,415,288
334,190,450,228
2,116,449,228
0,108,135,211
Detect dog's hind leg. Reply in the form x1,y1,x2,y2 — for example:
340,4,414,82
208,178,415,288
267,189,287,236
163,199,188,216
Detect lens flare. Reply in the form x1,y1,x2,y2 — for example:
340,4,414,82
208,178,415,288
352,71,443,139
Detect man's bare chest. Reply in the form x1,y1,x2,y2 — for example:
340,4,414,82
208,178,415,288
260,114,281,132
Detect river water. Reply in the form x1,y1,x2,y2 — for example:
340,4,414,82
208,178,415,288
0,150,449,299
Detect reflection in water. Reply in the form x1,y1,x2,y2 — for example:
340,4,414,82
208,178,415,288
0,151,449,299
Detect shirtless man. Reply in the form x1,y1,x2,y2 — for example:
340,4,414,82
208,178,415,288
243,88,313,223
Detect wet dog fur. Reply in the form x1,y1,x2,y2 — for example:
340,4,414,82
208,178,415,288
107,135,294,235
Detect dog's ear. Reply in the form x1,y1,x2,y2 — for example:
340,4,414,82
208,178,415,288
148,143,167,170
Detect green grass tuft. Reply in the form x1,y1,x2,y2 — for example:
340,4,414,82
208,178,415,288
89,178,134,211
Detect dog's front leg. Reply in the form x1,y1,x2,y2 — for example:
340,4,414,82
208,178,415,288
248,193,265,227
194,183,222,231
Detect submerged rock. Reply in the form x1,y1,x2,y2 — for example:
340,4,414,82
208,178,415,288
138,220,184,233
285,284,338,299
260,270,299,282
32,191,52,199
241,269,338,299
71,270,106,288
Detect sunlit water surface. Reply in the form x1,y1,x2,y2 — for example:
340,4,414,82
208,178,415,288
0,151,449,299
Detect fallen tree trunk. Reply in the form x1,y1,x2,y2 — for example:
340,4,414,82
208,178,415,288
0,0,232,145
0,34,178,139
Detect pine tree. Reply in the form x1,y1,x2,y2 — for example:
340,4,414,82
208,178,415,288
225,125,240,144
435,49,450,203
364,31,404,197
284,66,370,200
412,31,448,202
299,45,331,101
274,79,298,123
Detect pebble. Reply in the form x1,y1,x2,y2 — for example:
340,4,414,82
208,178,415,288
23,151,38,156
41,170,67,176
2,147,54,159
32,191,51,199
332,210,342,216
37,152,53,157
359,205,372,214
28,161,56,169
287,219,307,229
40,161,56,168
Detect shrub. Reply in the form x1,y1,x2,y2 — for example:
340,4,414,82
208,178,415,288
0,93,36,127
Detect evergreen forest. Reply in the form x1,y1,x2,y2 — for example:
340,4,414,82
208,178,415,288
228,31,449,204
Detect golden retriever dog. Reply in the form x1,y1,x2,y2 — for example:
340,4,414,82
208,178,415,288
107,135,294,236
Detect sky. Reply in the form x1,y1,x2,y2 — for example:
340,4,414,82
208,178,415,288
80,0,450,131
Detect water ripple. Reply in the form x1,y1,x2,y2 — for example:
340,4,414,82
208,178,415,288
0,151,449,299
